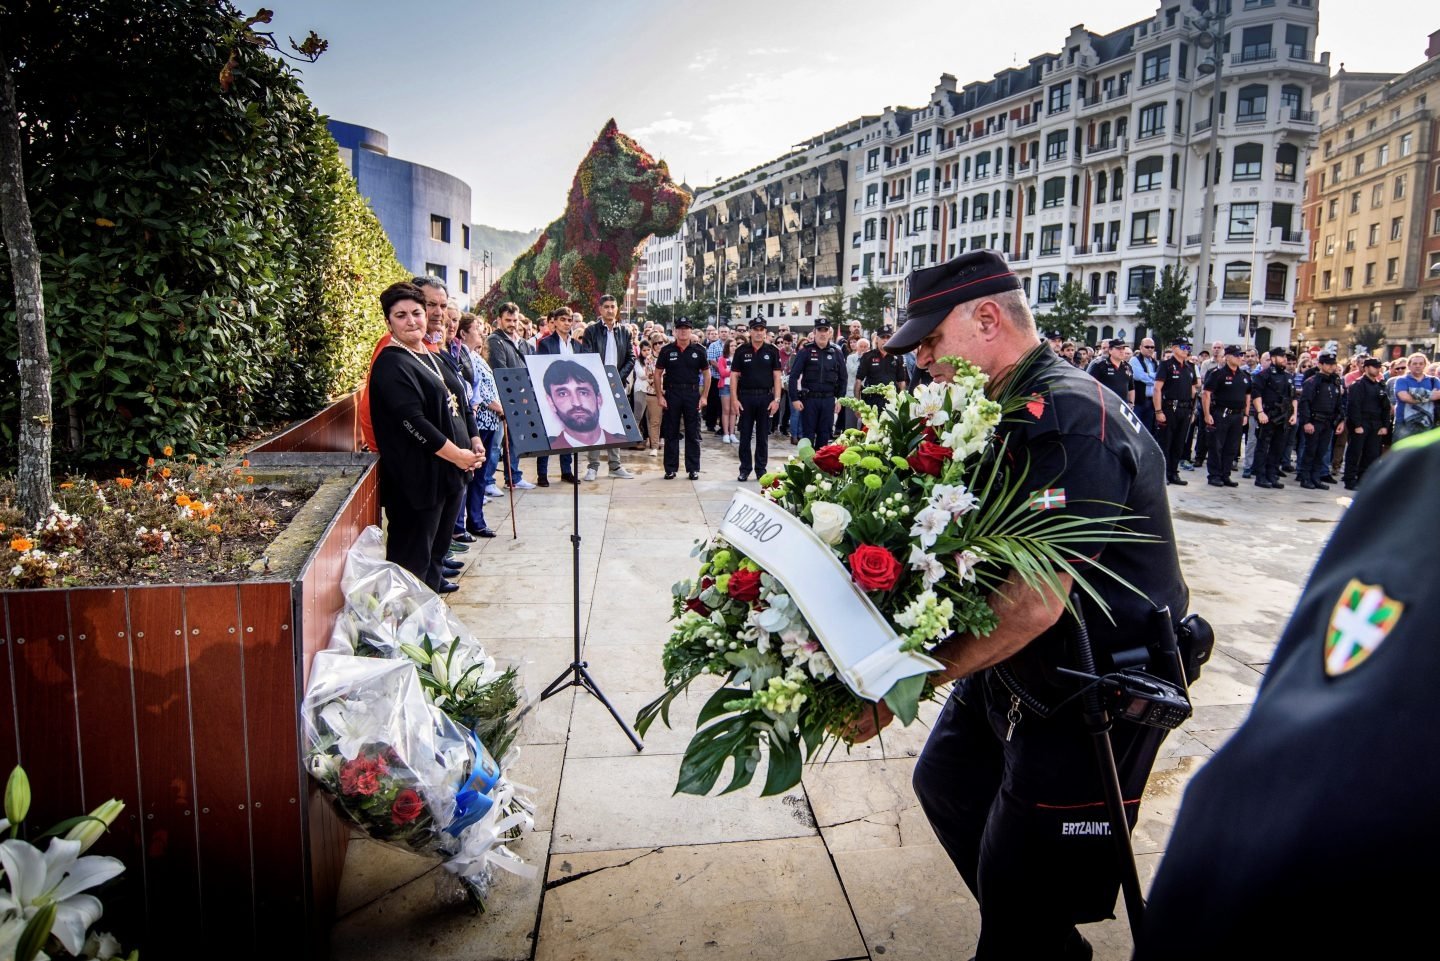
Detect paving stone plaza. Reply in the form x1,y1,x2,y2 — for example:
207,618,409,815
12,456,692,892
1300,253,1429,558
329,435,1344,961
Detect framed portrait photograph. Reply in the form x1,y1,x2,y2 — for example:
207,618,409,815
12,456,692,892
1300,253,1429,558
523,353,634,452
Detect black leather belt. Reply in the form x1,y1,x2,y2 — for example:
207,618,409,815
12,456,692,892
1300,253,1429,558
738,387,773,395
804,392,837,399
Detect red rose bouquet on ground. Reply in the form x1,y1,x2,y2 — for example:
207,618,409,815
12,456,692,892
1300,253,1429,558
637,357,1146,796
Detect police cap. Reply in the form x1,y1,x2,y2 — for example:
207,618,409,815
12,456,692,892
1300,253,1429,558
886,250,1024,353
747,318,766,330
674,317,693,329
1363,357,1383,369
1224,345,1244,357
878,326,895,337
814,319,832,329
1318,352,1337,365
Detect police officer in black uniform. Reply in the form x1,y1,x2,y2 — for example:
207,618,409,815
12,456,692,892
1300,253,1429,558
1297,352,1345,490
1086,338,1134,404
654,318,711,480
1201,346,1252,487
1152,338,1197,485
729,318,783,482
859,250,1189,960
1341,356,1391,489
787,319,846,447
1249,346,1297,489
853,326,909,408
1137,427,1440,960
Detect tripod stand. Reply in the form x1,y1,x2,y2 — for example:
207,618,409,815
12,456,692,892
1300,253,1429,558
538,462,644,751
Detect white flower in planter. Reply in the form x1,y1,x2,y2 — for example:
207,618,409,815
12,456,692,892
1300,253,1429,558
0,837,125,955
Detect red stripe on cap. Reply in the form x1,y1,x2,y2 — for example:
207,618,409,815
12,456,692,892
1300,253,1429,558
907,270,1018,308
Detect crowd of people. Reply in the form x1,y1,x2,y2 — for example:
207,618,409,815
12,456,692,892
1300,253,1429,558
1052,331,1440,495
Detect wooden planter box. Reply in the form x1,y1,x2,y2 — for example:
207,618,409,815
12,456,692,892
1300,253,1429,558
1,395,373,957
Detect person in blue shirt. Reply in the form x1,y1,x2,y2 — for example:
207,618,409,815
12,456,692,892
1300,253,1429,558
1392,352,1439,442
1129,336,1159,432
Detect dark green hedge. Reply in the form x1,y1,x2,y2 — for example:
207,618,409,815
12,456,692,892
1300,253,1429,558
0,0,407,466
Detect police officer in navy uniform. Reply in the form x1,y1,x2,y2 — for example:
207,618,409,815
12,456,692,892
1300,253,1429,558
854,326,909,408
1250,346,1297,489
1201,346,1251,487
1297,352,1346,490
855,250,1188,960
1341,357,1391,489
1137,427,1440,959
654,318,711,480
1086,338,1134,404
787,319,846,446
729,318,783,482
1152,338,1197,485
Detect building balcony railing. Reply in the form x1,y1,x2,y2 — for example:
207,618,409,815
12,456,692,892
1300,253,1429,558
1014,115,1039,130
1236,47,1277,65
1016,160,1035,175
938,138,960,155
1042,153,1069,168
1037,248,1062,259
1074,242,1121,256
1135,127,1167,143
883,193,908,208
1087,136,1126,159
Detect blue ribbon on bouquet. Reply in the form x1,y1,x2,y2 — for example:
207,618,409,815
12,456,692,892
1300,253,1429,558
445,732,503,837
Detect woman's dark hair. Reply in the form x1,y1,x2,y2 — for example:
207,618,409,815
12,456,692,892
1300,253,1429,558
380,281,426,317
457,312,477,337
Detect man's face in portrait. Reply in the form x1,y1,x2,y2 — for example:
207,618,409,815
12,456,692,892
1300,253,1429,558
547,377,602,435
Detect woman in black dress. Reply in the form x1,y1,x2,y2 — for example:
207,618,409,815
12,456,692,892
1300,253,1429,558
367,282,485,593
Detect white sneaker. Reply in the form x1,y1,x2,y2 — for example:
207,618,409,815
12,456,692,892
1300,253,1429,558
512,479,536,490
648,448,658,457
611,466,636,479
583,467,599,482
485,484,504,497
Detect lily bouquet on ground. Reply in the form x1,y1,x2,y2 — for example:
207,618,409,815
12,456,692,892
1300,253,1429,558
637,356,1142,796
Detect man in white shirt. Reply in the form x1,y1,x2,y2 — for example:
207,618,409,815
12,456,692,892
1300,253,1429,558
579,295,637,481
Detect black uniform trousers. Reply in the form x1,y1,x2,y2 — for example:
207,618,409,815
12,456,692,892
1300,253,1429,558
1157,403,1193,480
1342,423,1385,486
1206,409,1245,483
913,674,1165,960
1298,420,1336,484
1250,413,1288,485
382,483,464,592
799,393,838,447
662,386,702,474
735,390,773,477
704,374,721,432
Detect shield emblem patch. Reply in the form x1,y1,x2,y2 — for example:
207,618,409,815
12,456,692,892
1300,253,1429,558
1324,578,1403,676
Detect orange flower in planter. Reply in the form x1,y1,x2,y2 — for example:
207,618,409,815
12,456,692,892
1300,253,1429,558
160,467,172,478
9,537,33,552
175,494,192,507
146,457,155,467
206,523,222,534
58,482,74,489
116,477,134,489
246,476,254,484
162,445,174,457
241,459,250,468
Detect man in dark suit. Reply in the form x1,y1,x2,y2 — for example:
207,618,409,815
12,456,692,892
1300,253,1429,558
541,359,628,451
485,302,534,491
577,295,637,481
534,307,586,484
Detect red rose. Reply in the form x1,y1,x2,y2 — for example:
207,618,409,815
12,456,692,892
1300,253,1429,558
812,444,847,474
848,545,903,592
907,440,953,477
684,597,711,615
728,568,763,602
391,789,424,825
700,576,715,591
922,426,939,443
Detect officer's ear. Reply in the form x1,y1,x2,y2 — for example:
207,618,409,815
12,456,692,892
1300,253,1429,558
971,299,1006,341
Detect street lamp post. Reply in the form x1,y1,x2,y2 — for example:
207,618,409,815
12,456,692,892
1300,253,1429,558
1189,5,1228,347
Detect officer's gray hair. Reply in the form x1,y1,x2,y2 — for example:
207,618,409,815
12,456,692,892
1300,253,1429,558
985,288,1037,335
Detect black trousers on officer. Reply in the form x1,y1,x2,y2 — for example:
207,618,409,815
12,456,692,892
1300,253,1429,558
799,394,837,447
1342,423,1385,487
662,387,701,474
1250,413,1288,485
735,390,772,477
1299,419,1336,484
1206,409,1244,483
1157,404,1193,480
913,674,1165,960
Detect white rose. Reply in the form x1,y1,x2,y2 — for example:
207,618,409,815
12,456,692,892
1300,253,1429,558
809,502,852,546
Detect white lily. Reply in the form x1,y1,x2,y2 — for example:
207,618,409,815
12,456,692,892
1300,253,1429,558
907,545,945,587
909,505,951,550
318,698,385,760
0,911,28,961
0,837,124,955
930,483,979,517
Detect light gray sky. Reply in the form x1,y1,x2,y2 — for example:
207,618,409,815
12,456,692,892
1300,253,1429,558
272,0,1437,232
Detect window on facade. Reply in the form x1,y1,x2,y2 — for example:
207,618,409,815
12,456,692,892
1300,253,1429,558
864,219,877,241
1233,143,1263,180
1368,301,1381,324
429,215,451,243
1131,211,1160,245
1265,263,1287,300
425,262,446,281
1112,168,1124,201
973,194,989,219
1142,47,1171,85
867,148,880,172
866,184,878,206
1364,262,1377,285
1328,198,1338,221
1042,177,1066,208
1400,133,1414,157
1127,266,1157,300
1354,154,1366,176
1322,269,1332,291
1280,84,1302,117
1039,224,1062,255
1240,25,1273,62
1138,102,1166,138
1269,141,1291,181
1325,234,1335,255
1134,156,1163,191
1433,208,1440,235
914,208,928,231
1229,202,1258,239
1345,229,1357,251
1045,130,1068,161
1285,24,1308,58
1369,184,1383,208
1377,143,1390,166
1048,82,1072,113
913,245,926,267
1237,84,1268,122
461,224,470,250
1394,175,1407,200
1272,203,1294,238
917,132,932,155
1368,223,1380,246
1387,257,1399,282
1038,273,1061,302
1351,191,1361,214
1223,262,1252,299
1343,266,1354,288
459,269,469,293
1393,301,1405,323
1390,216,1403,241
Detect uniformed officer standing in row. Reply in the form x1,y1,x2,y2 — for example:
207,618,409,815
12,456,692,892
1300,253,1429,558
1086,338,1134,404
1201,345,1251,487
1249,346,1297,490
854,326,909,408
654,318,711,480
1341,357,1391,490
787,319,846,447
1297,352,1345,490
1152,338,1197,485
853,250,1189,961
729,318,783,483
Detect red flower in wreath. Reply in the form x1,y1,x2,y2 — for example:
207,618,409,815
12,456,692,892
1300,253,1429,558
727,568,763,602
390,789,424,825
848,545,902,592
812,444,846,475
907,441,953,477
685,597,711,615
339,757,383,797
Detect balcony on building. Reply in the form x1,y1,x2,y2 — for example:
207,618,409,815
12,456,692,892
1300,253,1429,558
1087,136,1126,159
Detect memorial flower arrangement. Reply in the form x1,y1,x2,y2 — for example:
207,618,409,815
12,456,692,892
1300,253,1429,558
637,356,1145,796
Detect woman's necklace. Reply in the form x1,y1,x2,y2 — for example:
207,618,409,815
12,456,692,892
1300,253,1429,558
398,343,461,418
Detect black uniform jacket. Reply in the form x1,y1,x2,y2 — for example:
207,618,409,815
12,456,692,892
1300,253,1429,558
787,342,846,396
1086,357,1134,400
1299,371,1345,423
1253,365,1295,416
1347,375,1392,428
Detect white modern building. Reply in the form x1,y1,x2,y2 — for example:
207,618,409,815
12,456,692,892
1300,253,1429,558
642,228,687,309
